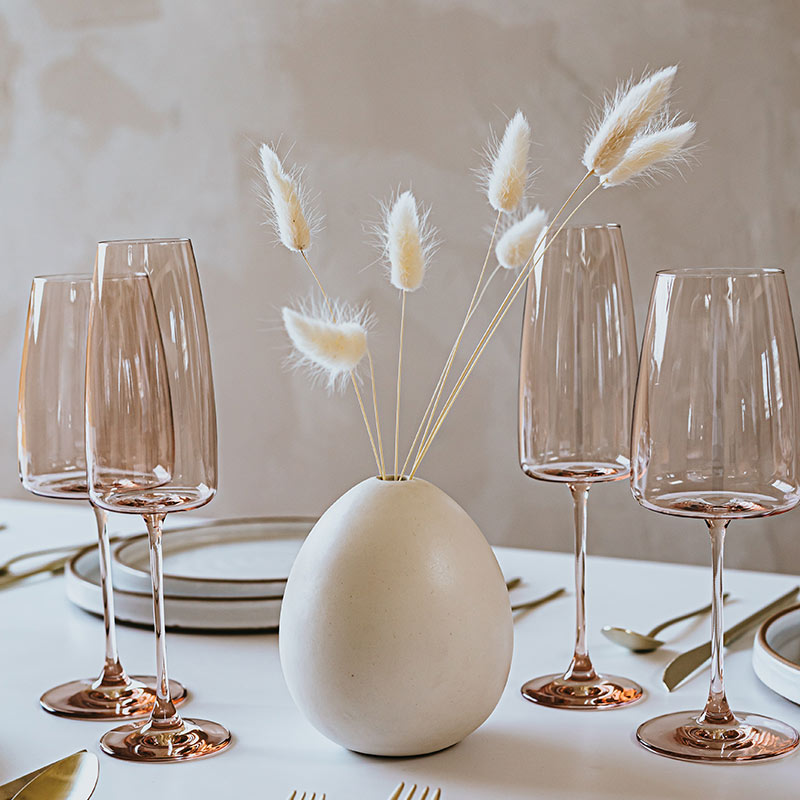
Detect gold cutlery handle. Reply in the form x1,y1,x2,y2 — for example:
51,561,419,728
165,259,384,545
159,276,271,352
0,534,131,589
662,586,799,691
722,587,798,646
511,587,566,612
0,556,71,590
646,592,730,637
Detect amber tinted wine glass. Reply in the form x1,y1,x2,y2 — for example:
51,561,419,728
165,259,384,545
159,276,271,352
17,274,184,719
86,240,230,761
518,224,643,709
631,268,800,762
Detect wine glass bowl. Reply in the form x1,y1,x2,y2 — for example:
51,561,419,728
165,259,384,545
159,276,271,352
86,239,229,761
23,475,89,497
635,493,793,519
101,487,211,513
522,460,629,482
18,274,92,501
631,267,800,762
518,224,643,709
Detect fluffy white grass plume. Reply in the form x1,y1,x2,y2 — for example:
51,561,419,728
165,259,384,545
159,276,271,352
486,110,531,213
259,144,312,252
600,120,696,187
582,66,677,175
382,190,435,292
495,206,548,270
282,301,370,390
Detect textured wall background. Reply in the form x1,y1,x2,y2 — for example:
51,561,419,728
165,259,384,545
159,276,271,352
1,0,799,573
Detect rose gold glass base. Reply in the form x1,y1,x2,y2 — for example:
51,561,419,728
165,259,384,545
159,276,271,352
100,717,232,762
636,710,800,763
40,676,186,721
521,672,644,709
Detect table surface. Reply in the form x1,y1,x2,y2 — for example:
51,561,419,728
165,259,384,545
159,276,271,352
0,497,799,799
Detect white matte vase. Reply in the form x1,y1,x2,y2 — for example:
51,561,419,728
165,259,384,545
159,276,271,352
279,477,513,756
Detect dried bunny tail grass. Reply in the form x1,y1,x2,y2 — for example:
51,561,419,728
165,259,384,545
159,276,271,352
259,144,320,252
281,298,372,391
378,189,437,292
482,110,531,213
495,205,548,270
600,119,696,187
582,65,677,175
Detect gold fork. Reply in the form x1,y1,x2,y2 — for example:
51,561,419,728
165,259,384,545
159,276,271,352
0,555,74,589
287,793,326,800
388,783,442,800
0,533,132,589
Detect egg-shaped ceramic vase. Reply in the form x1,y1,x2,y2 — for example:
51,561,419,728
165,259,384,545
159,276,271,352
279,476,514,756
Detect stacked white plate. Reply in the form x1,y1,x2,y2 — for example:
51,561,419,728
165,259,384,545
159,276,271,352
753,603,800,704
65,517,315,633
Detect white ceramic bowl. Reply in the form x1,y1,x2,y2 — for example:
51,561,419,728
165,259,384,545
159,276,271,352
753,602,800,705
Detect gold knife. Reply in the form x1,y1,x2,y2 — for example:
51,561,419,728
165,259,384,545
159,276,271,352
0,753,98,800
662,586,799,691
10,752,98,800
0,753,83,800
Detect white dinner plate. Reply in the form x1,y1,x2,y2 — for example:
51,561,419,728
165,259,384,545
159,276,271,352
753,603,800,705
65,517,315,633
111,517,314,597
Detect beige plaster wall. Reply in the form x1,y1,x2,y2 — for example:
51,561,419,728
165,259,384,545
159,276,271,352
1,0,799,574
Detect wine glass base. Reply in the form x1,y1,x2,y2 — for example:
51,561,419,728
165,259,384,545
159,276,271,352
521,672,644,710
40,675,186,721
100,717,232,762
636,710,800,763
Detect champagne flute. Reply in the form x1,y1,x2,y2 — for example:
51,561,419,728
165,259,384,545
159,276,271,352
631,267,800,762
17,274,185,719
86,240,231,761
518,224,643,709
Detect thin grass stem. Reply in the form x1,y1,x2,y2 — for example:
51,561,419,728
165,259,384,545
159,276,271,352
473,264,503,310
398,253,503,478
399,366,443,478
350,371,382,475
410,180,602,478
300,250,336,320
542,171,593,245
411,172,593,470
400,210,501,476
394,290,407,479
367,348,386,479
298,250,382,475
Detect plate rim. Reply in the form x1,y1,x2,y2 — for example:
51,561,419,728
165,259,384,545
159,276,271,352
68,544,288,603
755,601,800,672
112,515,316,586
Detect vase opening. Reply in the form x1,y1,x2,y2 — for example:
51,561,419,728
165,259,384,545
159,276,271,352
376,474,412,482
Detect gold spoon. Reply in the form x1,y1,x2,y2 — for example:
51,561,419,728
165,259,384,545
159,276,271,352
601,593,730,653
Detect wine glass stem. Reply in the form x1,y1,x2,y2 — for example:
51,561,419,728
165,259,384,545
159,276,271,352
699,518,735,726
92,504,128,687
144,513,181,728
564,482,597,682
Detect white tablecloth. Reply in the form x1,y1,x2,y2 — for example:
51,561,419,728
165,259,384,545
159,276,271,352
0,498,798,798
